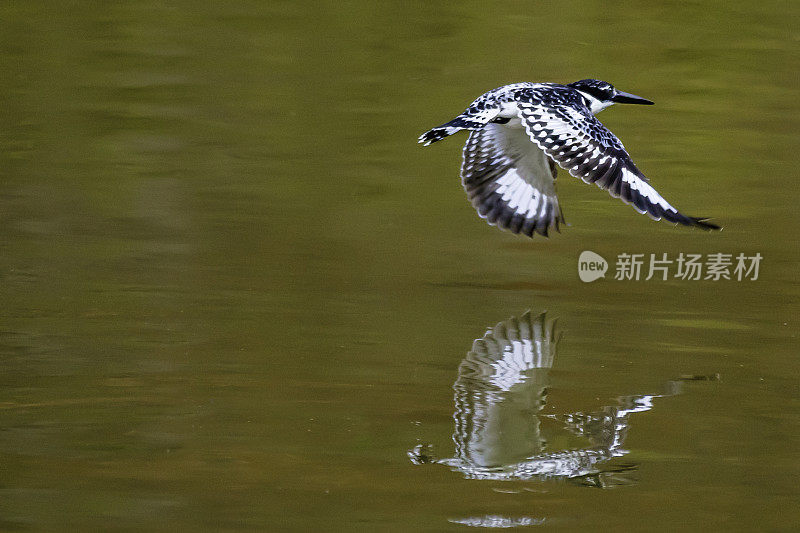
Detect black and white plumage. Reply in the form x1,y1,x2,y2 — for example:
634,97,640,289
419,79,720,237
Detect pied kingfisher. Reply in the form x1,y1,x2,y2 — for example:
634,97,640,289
419,79,720,237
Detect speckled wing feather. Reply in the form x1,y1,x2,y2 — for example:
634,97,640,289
515,102,719,229
461,123,565,237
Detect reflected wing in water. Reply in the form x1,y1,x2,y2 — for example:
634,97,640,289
408,311,717,487
458,309,559,391
452,311,559,469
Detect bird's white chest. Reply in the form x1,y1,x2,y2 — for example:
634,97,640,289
498,102,526,129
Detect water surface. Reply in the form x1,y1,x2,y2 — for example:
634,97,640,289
0,1,798,531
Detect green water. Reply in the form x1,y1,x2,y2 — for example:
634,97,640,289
0,1,798,531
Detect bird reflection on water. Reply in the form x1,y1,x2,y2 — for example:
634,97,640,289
408,311,717,488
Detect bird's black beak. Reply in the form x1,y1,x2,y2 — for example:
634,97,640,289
612,90,654,105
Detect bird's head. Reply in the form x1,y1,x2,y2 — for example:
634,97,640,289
568,79,654,114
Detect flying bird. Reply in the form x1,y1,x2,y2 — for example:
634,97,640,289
419,79,720,237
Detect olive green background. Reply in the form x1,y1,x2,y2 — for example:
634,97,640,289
0,1,797,531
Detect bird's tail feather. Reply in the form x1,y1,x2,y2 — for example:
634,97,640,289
419,117,483,146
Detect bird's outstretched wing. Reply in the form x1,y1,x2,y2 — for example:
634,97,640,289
461,123,565,237
515,102,719,229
